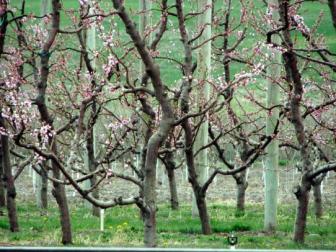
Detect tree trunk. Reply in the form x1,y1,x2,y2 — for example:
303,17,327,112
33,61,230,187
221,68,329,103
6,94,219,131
0,117,19,232
277,0,313,243
183,119,212,234
35,0,72,244
235,172,248,216
112,0,175,246
329,0,336,29
294,184,310,243
175,0,212,234
143,124,174,247
143,206,156,247
51,143,72,244
36,163,48,209
195,192,211,234
166,163,179,210
163,140,179,210
264,0,281,232
192,0,212,217
143,135,160,247
0,148,5,208
313,183,323,218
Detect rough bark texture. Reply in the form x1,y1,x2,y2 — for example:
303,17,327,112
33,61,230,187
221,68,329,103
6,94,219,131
329,0,336,29
313,183,323,218
0,117,19,232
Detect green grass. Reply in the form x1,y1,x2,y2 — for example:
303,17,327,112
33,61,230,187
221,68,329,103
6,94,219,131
1,203,336,249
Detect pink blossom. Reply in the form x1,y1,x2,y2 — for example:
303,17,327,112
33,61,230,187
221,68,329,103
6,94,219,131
79,0,88,6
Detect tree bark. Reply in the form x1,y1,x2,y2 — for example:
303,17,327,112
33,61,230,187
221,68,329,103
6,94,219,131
163,140,179,210
293,182,310,243
0,116,19,232
328,0,336,29
196,192,211,234
167,165,179,210
183,119,212,234
235,171,248,216
51,143,72,244
313,182,323,218
36,163,48,209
